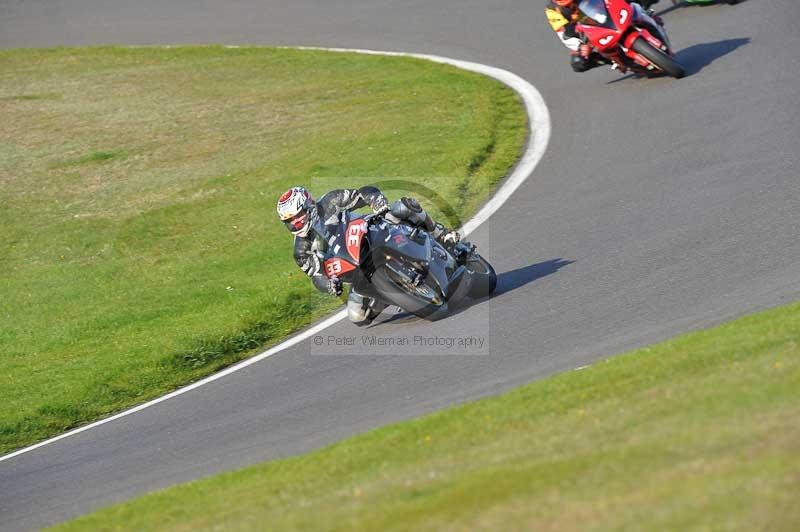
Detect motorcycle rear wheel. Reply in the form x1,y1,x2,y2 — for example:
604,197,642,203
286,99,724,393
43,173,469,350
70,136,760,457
632,37,686,79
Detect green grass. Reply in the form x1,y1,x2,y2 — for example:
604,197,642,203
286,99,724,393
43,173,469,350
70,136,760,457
0,45,527,454
53,302,800,531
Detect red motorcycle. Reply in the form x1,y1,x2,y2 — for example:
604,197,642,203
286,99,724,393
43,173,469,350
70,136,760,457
576,0,686,78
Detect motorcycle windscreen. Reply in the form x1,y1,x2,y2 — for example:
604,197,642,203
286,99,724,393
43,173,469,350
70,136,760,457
577,0,617,29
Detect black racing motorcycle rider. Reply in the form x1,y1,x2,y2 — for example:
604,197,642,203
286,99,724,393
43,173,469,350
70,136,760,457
276,186,465,326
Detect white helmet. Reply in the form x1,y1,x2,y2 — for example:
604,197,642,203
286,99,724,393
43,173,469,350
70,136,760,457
277,187,318,238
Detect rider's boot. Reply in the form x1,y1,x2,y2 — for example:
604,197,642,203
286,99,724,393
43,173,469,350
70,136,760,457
347,290,386,327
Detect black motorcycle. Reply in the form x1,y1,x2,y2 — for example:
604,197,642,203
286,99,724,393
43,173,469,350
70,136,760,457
319,211,497,319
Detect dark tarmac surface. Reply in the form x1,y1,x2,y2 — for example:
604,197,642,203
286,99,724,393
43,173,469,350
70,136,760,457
1,0,798,529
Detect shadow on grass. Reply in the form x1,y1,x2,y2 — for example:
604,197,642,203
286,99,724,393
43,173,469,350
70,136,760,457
372,258,574,326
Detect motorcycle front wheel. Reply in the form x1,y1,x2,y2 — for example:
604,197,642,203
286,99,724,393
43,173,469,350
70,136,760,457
464,254,497,298
631,37,686,79
371,266,446,319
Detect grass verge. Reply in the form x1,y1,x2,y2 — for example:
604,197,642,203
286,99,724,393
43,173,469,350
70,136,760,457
0,45,527,454
54,302,800,531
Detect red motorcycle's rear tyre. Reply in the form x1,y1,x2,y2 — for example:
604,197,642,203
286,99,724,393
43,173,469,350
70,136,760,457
632,37,686,79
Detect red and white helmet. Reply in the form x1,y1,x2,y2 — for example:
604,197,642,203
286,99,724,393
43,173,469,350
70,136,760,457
277,186,317,237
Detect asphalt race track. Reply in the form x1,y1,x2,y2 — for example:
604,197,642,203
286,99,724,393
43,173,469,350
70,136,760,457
1,1,799,529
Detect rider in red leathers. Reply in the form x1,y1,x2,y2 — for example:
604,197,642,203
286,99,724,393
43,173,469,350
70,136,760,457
545,0,663,72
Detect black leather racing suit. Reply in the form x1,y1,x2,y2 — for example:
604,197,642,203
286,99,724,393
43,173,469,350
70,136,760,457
293,186,452,326
293,186,387,291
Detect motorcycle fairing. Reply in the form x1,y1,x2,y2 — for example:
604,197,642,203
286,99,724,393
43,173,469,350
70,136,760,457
580,24,622,51
605,0,633,33
319,212,366,282
577,0,677,75
316,212,477,315
578,0,636,52
345,219,368,262
369,223,432,272
624,27,668,53
369,222,461,300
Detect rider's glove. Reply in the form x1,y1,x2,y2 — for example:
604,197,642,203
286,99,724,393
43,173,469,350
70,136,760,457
432,222,461,249
371,195,390,215
442,230,461,247
453,241,476,264
579,44,594,59
300,253,322,277
327,276,343,297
